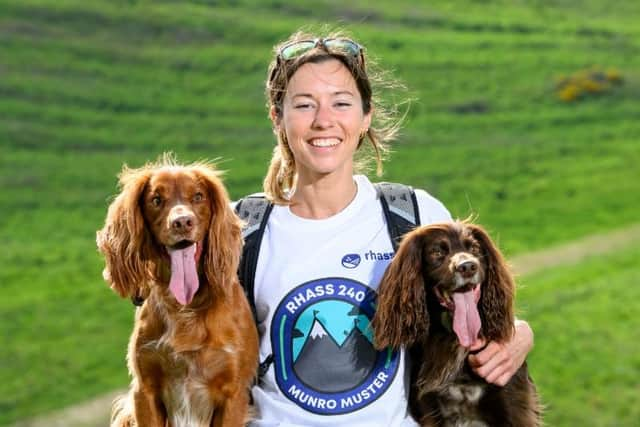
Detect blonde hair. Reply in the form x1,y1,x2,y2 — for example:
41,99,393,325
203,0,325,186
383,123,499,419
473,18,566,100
264,28,407,204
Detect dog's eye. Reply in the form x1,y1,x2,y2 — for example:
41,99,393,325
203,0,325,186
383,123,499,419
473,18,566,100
468,241,481,255
428,244,447,267
430,243,448,259
193,192,204,202
151,196,162,207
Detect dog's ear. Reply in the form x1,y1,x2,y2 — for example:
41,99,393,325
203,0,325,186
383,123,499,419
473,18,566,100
372,228,430,350
195,165,243,296
468,224,514,342
96,166,153,299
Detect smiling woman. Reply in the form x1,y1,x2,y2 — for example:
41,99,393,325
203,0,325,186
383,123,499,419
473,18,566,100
263,31,401,210
275,59,371,198
232,28,534,427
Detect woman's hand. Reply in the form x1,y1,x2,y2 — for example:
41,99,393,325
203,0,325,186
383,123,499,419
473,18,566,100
467,319,534,386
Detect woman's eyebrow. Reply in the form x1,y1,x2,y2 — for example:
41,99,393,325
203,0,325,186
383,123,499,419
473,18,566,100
290,93,314,99
291,90,355,99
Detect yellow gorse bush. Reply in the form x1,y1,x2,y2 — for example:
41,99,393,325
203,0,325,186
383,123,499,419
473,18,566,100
555,66,624,102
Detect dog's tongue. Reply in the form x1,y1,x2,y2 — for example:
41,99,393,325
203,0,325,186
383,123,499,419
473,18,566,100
452,289,481,348
167,244,199,305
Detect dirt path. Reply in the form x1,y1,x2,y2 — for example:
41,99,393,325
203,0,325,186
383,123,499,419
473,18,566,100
9,223,640,427
8,390,123,427
508,223,640,277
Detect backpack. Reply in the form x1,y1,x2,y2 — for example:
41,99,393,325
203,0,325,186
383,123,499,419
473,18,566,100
233,182,420,379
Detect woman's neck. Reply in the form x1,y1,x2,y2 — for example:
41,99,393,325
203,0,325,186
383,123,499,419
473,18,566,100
289,173,357,219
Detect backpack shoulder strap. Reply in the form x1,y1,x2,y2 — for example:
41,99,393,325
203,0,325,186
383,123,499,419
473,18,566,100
375,182,420,251
235,193,276,380
234,193,274,323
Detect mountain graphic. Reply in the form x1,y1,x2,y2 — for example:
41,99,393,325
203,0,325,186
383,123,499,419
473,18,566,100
293,318,377,393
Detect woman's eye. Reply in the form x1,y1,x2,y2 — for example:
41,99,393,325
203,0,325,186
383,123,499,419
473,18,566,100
193,192,204,202
294,103,313,110
151,196,162,207
335,101,352,108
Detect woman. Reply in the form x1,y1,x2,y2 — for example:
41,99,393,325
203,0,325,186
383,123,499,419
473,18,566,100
244,30,533,426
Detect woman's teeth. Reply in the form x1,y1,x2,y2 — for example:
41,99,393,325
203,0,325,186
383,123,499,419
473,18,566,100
309,138,340,147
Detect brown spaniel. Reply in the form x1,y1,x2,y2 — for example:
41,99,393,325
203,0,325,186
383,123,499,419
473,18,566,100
96,154,258,427
372,221,541,426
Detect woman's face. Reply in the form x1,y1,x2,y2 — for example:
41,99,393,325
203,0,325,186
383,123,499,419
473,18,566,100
274,58,372,183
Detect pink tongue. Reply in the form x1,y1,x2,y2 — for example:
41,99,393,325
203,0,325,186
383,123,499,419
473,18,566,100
452,290,481,348
167,244,199,305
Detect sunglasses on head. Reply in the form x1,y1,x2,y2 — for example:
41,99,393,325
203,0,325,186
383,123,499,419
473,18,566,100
278,38,363,61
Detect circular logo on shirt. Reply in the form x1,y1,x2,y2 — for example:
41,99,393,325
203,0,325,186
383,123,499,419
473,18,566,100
341,253,361,269
271,277,399,415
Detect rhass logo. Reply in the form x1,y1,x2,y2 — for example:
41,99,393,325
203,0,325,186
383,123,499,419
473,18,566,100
341,253,361,269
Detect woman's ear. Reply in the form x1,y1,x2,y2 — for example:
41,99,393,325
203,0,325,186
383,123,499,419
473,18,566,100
362,108,372,133
269,105,281,130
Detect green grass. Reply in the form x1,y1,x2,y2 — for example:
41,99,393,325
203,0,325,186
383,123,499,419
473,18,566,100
1,0,640,424
520,243,640,426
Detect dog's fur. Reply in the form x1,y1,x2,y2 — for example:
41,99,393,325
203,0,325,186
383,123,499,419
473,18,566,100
97,155,258,427
372,221,541,426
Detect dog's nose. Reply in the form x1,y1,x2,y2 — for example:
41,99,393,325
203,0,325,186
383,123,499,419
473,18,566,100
171,214,194,232
456,260,478,278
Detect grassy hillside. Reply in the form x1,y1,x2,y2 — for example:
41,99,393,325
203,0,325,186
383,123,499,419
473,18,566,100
520,242,640,426
1,0,639,425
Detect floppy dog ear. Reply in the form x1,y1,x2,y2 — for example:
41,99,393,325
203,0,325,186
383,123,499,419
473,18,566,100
468,224,514,342
372,228,430,350
96,166,153,299
194,165,243,296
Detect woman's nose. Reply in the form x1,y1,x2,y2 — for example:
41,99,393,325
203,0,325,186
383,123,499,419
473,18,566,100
312,103,333,129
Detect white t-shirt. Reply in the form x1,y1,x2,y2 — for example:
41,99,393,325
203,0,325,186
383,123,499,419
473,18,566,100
249,175,451,427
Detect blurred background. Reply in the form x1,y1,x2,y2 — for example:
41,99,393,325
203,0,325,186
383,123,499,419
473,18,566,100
1,0,639,425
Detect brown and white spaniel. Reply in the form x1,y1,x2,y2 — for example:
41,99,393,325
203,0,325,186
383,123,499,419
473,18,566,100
96,154,258,427
372,221,541,426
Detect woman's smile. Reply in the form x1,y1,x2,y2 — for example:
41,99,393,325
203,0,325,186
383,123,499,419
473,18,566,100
308,137,342,148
